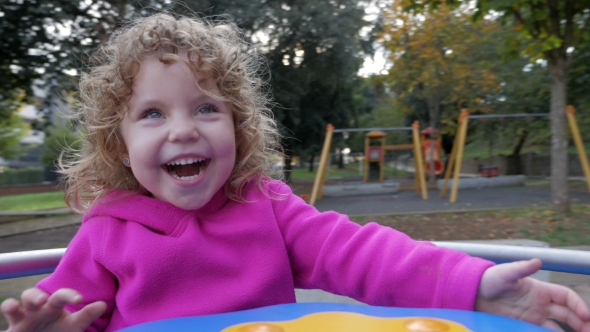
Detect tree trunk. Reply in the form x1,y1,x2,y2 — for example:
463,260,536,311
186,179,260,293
547,55,570,212
506,129,528,175
338,149,344,169
511,129,528,156
308,153,315,172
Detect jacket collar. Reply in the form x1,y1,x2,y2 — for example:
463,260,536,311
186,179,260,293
85,188,229,235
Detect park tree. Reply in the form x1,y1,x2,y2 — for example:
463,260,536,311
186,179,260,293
2,0,375,181
256,0,374,180
408,0,590,212
0,0,81,120
176,0,375,180
378,1,500,181
0,111,29,160
568,35,590,137
40,121,83,168
0,0,166,129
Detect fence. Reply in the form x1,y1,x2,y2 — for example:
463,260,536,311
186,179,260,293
460,153,586,177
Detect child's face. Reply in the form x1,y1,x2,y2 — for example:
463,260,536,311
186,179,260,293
119,54,236,210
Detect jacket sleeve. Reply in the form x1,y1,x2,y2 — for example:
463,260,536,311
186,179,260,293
36,217,116,332
268,181,495,310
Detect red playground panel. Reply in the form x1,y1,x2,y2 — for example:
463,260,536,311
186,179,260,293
479,166,500,178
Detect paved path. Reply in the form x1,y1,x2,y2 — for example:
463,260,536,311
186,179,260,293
315,184,590,215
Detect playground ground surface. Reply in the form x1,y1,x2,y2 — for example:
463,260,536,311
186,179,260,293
290,177,590,246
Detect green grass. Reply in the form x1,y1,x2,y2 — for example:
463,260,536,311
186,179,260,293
516,205,590,246
290,168,318,180
0,191,67,212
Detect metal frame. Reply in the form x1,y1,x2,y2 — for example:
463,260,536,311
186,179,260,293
0,248,65,280
468,113,549,119
441,106,590,202
310,123,428,206
2,244,590,280
332,127,413,133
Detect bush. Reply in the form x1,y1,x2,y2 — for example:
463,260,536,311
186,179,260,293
40,123,83,168
0,167,44,186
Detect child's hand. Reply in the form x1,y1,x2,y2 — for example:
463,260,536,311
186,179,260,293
476,258,590,331
1,287,106,332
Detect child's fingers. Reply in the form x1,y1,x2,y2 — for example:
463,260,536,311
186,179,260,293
46,288,83,310
548,303,586,332
69,301,107,328
1,298,25,325
541,319,565,332
565,287,590,320
546,283,590,320
505,259,543,282
484,259,542,291
21,288,48,312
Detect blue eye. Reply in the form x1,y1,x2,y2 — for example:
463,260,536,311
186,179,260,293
197,104,217,115
143,109,163,119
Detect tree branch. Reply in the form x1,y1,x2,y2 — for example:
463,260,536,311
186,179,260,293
510,8,526,26
570,1,590,48
547,0,563,40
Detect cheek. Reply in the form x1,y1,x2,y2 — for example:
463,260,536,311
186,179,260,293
221,133,237,160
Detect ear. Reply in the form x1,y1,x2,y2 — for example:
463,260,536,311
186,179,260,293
120,153,131,167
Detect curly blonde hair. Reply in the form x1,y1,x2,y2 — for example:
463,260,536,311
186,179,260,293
61,13,281,213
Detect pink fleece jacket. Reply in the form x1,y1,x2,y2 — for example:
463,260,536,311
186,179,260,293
37,180,494,331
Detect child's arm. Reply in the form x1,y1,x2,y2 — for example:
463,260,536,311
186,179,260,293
475,258,590,331
1,287,106,332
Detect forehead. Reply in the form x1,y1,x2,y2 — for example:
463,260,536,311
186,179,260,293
125,52,228,112
133,52,217,90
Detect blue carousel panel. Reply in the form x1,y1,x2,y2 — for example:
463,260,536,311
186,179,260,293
119,302,550,332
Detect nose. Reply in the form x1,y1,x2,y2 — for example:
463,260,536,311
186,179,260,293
168,119,200,142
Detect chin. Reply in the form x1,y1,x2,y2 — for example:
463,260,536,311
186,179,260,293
173,196,211,211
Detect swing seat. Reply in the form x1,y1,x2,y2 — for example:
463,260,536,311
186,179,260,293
478,166,499,178
424,160,444,176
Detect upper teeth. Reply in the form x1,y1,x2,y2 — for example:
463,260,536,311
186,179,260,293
167,158,205,166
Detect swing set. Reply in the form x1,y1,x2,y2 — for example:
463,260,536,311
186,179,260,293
309,121,429,206
440,106,590,203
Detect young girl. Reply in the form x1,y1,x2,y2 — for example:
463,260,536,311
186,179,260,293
2,13,589,332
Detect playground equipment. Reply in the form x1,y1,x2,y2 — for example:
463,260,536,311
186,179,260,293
364,130,386,182
123,302,546,331
0,241,590,280
4,244,590,280
440,106,590,203
420,127,445,176
310,122,428,206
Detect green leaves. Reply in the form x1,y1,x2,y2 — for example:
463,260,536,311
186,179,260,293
379,2,503,127
0,110,29,160
1,0,376,168
40,122,82,167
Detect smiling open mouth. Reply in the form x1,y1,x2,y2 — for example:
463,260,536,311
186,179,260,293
165,158,209,181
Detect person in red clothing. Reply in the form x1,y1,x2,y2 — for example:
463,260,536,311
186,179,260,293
2,13,590,332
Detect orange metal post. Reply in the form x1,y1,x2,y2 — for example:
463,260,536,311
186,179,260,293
450,110,469,203
440,119,461,198
412,121,428,199
566,106,590,192
310,124,334,205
